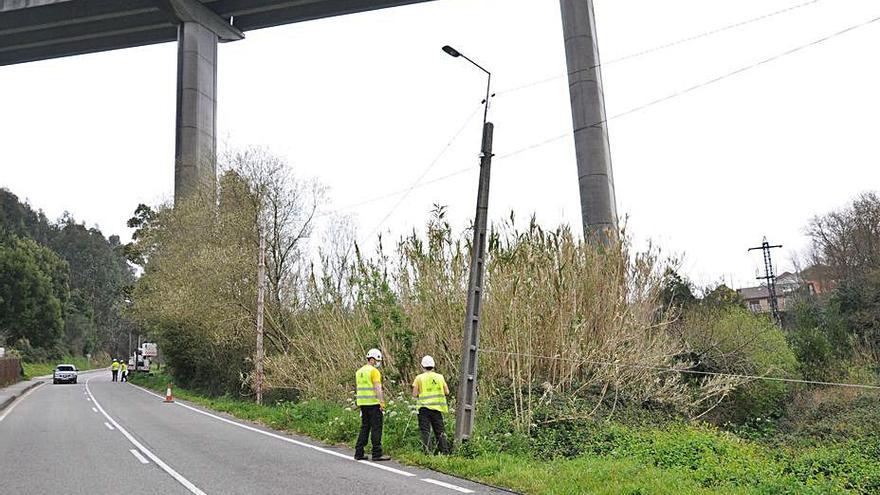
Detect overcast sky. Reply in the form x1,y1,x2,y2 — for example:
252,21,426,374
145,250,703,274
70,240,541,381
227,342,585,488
2,0,879,289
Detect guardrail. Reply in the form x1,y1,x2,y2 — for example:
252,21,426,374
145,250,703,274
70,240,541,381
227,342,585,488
0,356,22,387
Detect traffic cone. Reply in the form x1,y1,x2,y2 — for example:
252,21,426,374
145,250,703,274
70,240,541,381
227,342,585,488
164,383,174,403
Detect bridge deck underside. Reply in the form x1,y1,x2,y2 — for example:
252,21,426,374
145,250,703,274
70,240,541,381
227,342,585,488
0,0,434,66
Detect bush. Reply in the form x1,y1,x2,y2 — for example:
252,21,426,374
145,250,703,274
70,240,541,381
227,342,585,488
681,307,799,422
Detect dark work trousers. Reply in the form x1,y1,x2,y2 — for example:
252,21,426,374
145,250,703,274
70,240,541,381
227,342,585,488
121,371,127,382
418,407,450,454
111,369,118,382
355,405,384,458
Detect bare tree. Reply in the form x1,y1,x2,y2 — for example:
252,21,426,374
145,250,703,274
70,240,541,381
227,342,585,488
317,215,357,298
807,191,880,280
220,146,325,351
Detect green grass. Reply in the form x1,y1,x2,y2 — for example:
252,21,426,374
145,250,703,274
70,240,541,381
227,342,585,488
23,356,95,379
129,372,880,495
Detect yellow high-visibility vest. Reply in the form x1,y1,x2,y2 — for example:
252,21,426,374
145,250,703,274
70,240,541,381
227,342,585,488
121,364,127,372
355,364,380,406
415,371,448,413
111,362,120,371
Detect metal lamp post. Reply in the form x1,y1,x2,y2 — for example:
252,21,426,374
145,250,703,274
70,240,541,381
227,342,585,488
442,44,494,444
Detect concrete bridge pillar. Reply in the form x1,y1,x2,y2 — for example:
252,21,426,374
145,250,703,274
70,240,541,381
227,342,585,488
164,0,243,203
175,21,218,202
559,0,619,242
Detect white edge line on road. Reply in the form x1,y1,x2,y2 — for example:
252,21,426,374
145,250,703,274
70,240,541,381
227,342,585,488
130,449,150,464
104,422,115,430
86,377,207,495
0,382,44,422
422,478,476,493
131,384,417,478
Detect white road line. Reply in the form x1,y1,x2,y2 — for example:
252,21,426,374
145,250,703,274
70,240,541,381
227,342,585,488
0,382,44,423
130,449,149,464
103,422,115,430
91,407,98,413
355,459,416,477
131,384,417,478
422,478,475,493
85,377,207,495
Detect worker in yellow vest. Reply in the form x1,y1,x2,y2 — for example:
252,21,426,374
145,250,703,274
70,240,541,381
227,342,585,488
411,355,450,454
110,359,119,382
354,348,391,461
120,361,128,382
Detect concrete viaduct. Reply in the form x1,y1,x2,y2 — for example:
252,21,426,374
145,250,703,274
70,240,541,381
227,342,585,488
0,0,618,236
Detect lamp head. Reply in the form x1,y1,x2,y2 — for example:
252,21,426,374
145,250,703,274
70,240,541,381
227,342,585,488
442,45,461,58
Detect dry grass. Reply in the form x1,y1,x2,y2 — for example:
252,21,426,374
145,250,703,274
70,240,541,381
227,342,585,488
265,212,740,427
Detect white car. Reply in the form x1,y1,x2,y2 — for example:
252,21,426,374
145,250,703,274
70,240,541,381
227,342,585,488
52,364,78,384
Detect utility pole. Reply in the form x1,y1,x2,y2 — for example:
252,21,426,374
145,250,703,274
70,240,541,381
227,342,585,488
441,44,494,444
748,237,783,325
255,226,266,405
455,121,493,443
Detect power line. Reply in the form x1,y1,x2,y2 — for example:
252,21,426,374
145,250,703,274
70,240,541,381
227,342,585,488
317,104,481,220
480,348,880,391
318,12,880,224
596,0,823,69
320,132,574,218
359,104,483,242
496,0,823,96
602,14,880,123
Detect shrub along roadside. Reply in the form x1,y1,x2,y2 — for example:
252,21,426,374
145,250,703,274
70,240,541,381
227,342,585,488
129,372,880,494
22,356,94,379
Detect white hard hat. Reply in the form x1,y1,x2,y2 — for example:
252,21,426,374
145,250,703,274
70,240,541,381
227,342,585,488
421,355,435,368
366,348,383,361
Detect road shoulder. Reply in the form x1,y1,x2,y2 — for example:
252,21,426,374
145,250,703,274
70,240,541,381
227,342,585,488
0,379,42,413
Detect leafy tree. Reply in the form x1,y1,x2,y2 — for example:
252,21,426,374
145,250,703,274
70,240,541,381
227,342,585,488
829,269,880,355
0,188,53,245
659,268,696,312
131,177,259,393
0,237,68,350
0,189,135,356
124,203,158,267
702,284,744,309
49,216,134,355
64,291,98,356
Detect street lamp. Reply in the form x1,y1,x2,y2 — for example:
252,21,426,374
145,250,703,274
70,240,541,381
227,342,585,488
441,45,492,127
442,44,494,444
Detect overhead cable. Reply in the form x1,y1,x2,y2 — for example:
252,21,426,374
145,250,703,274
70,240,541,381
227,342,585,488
317,12,880,221
481,348,880,390
496,0,824,96
358,103,483,242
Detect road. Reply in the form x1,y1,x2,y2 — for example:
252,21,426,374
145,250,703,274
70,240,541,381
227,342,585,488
0,372,502,495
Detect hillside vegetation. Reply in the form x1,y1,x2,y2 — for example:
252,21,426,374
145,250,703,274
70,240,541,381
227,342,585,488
0,188,134,363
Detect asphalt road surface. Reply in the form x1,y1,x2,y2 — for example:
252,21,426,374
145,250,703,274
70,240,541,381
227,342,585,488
0,373,503,495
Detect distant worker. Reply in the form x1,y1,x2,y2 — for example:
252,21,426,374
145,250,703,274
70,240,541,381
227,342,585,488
412,355,450,455
110,359,119,382
120,361,128,382
354,348,390,462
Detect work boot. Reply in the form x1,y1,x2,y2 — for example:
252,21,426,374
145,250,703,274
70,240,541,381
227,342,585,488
371,455,391,462
354,455,367,461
